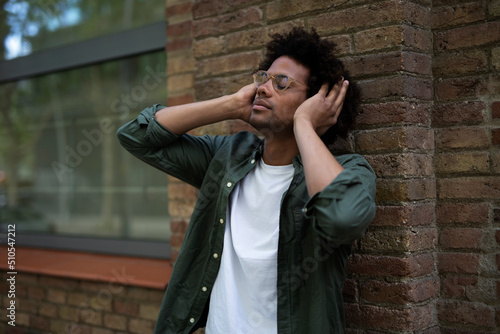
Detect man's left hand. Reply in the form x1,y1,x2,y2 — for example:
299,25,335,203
293,79,349,136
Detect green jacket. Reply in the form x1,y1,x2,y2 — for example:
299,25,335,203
117,104,377,334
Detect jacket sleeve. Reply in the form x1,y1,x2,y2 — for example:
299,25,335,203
116,104,227,189
302,154,376,245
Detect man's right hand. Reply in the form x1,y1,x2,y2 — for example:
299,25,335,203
155,83,257,135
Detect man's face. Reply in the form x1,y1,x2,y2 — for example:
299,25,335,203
250,56,309,138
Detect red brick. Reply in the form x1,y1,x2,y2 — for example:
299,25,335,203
126,287,164,303
28,286,46,300
492,150,500,173
438,177,500,199
192,0,224,19
47,288,67,304
311,0,403,34
103,313,127,331
357,101,430,126
29,315,50,331
435,22,500,52
437,301,495,327
113,299,139,317
170,219,189,234
401,1,430,27
67,291,89,306
376,179,436,203
166,38,192,52
194,77,228,101
440,227,483,249
139,303,161,320
169,198,196,218
166,2,193,18
437,252,480,274
436,203,489,225
193,7,263,37
403,25,433,52
197,51,261,78
170,233,185,249
356,127,434,153
361,228,434,253
493,101,500,119
129,318,156,334
442,276,478,298
346,303,435,331
360,277,439,304
193,36,225,57
267,0,340,22
431,2,485,29
354,26,405,53
492,128,500,145
17,298,39,313
342,279,358,303
346,51,431,78
59,305,79,322
166,21,192,37
372,204,435,227
435,127,489,150
366,154,433,178
169,182,198,201
436,76,489,101
347,253,434,278
80,308,102,326
432,101,485,126
433,50,488,77
434,152,489,175
360,76,433,101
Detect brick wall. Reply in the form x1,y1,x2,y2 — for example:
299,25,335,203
167,0,499,333
2,0,498,333
432,0,500,332
0,272,164,334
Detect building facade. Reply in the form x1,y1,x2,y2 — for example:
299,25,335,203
1,0,499,333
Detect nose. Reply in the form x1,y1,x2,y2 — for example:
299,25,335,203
257,79,273,97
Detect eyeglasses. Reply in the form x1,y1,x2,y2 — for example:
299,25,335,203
252,70,305,91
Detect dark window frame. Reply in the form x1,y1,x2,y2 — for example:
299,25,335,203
0,20,170,259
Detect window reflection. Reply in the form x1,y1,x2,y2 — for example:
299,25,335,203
0,51,170,241
2,0,165,60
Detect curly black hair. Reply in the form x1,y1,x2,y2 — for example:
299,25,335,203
258,27,360,146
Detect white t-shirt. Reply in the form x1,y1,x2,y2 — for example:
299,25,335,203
206,159,294,334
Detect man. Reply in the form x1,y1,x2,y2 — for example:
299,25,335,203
117,27,376,334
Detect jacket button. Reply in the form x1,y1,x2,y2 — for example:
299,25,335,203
251,159,256,164
227,182,232,188
213,253,219,258
219,218,224,224
189,318,195,324
202,286,208,292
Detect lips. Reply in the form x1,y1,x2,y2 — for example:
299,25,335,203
252,99,272,111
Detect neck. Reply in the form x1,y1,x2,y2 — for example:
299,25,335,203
262,137,299,166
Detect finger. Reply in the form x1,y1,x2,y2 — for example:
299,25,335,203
318,82,329,96
335,80,348,104
332,80,349,120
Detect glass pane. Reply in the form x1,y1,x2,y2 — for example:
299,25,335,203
0,50,170,241
1,0,165,60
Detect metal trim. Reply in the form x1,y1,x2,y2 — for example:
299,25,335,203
1,232,170,259
0,21,166,83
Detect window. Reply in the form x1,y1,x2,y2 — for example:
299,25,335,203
0,0,170,258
